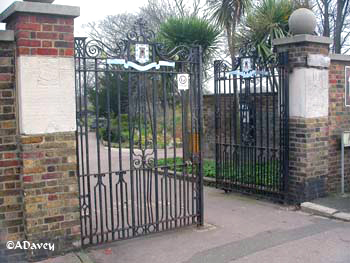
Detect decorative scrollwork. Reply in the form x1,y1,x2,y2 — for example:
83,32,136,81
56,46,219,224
74,39,127,59
155,44,193,62
132,152,155,169
133,158,142,169
147,157,155,168
75,19,198,64
127,18,155,42
255,53,279,68
214,60,231,81
214,60,230,73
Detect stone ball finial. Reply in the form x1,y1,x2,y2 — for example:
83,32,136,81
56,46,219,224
288,8,316,35
23,0,55,3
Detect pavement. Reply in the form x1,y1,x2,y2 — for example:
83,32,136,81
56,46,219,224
38,187,350,263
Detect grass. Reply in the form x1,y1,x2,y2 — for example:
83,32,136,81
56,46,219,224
218,160,280,187
157,157,280,187
157,157,216,178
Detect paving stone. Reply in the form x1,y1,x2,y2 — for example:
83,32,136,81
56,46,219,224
301,202,338,217
332,212,350,222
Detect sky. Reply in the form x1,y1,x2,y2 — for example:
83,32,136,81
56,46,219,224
0,0,149,35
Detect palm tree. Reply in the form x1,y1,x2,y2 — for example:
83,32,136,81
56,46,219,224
237,0,298,60
207,0,250,65
158,16,221,66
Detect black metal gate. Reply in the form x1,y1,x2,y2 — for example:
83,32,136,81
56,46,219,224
214,53,289,201
74,19,204,246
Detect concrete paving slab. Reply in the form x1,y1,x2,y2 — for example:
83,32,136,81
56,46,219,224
333,212,350,222
301,194,350,223
301,202,339,217
312,193,350,213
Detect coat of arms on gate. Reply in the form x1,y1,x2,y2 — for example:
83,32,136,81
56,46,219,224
135,44,149,64
228,57,268,78
241,58,252,72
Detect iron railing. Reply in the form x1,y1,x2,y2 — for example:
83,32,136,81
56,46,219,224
214,53,289,201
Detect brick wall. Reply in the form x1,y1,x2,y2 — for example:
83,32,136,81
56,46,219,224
6,14,74,57
328,59,350,193
203,94,280,159
203,94,236,160
0,39,24,261
203,95,215,159
20,132,79,260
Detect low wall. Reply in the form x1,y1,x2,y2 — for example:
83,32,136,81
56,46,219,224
328,55,350,193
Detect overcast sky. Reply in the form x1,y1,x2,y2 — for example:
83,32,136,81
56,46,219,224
0,0,149,35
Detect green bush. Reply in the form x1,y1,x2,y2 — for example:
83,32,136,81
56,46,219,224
100,114,130,143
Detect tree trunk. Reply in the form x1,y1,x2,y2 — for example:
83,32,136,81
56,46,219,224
226,22,240,144
226,26,234,66
334,0,344,53
323,0,330,37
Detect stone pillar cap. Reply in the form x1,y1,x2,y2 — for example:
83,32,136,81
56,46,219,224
0,1,80,23
272,34,332,46
330,53,350,62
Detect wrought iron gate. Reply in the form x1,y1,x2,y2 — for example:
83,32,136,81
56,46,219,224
214,53,289,201
74,19,204,246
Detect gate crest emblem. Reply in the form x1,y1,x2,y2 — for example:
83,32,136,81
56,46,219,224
135,44,150,64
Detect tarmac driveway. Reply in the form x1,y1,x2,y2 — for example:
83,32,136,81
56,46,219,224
86,187,350,263
72,133,350,263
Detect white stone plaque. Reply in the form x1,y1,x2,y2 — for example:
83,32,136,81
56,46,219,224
178,74,189,90
17,56,76,135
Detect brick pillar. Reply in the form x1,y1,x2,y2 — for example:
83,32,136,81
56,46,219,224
328,54,350,193
0,1,80,261
0,30,24,262
273,35,332,202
